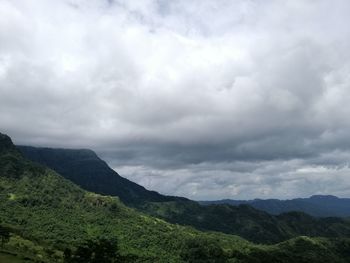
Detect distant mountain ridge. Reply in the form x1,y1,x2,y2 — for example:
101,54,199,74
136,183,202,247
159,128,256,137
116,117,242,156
199,195,350,217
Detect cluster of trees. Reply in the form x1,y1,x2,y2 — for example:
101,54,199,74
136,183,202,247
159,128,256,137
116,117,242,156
64,238,120,263
180,238,227,263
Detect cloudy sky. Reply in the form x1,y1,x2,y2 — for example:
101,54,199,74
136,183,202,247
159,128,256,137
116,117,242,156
1,0,350,200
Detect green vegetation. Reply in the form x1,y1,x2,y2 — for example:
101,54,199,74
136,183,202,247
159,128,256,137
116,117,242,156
0,252,30,263
1,132,350,262
180,237,227,263
64,237,120,263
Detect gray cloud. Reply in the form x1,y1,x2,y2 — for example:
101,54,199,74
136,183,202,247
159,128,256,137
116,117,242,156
1,0,350,199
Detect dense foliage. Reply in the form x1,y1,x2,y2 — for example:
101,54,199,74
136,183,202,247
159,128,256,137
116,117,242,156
64,237,120,263
0,225,10,246
180,237,227,263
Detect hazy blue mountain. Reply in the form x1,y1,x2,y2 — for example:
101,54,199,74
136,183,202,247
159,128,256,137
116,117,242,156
199,195,350,217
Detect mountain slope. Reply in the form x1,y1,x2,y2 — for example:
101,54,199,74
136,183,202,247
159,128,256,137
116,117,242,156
199,195,350,217
19,144,350,244
18,145,186,205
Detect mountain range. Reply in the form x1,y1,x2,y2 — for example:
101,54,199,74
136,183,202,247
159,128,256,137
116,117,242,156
199,195,350,218
19,145,350,219
17,144,350,244
1,132,350,262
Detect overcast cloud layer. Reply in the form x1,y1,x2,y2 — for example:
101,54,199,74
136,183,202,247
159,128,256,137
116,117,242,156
1,0,350,200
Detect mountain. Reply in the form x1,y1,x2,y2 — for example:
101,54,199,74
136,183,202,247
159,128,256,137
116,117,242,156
199,195,350,217
0,133,17,154
18,145,186,205
18,144,350,244
2,132,350,262
0,132,245,262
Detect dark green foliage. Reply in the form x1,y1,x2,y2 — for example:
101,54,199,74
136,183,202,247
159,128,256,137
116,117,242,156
0,225,10,246
64,237,120,263
235,237,350,263
180,237,227,263
0,134,17,155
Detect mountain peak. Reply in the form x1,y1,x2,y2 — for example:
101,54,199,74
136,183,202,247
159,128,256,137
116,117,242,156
18,146,99,163
0,132,17,154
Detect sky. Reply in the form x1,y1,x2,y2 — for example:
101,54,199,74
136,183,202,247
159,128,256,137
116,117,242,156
1,0,350,200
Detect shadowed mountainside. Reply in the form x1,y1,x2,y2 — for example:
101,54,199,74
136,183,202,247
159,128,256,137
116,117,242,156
18,145,186,205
